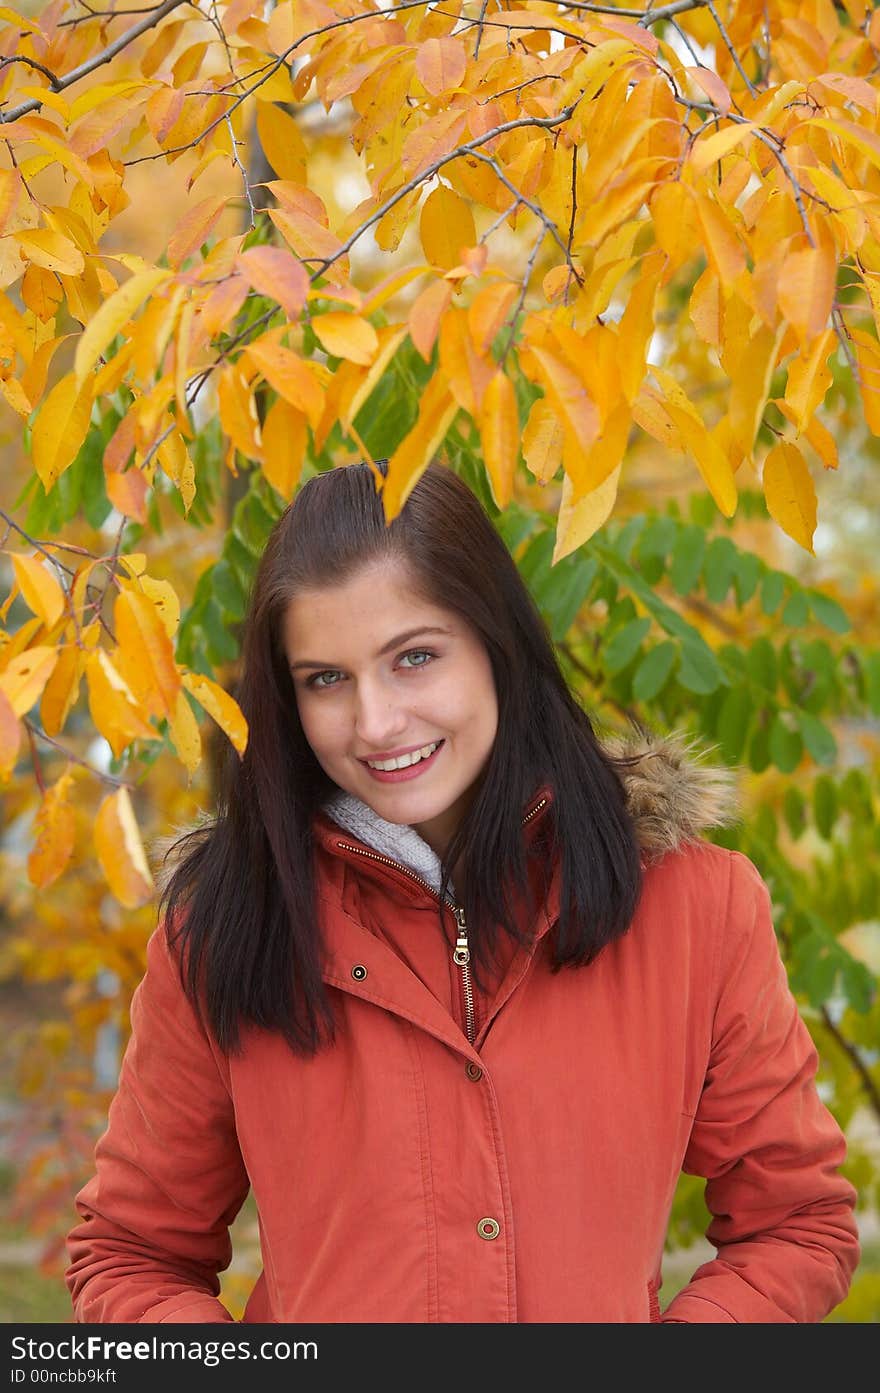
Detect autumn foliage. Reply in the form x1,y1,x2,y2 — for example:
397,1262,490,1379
0,0,878,1309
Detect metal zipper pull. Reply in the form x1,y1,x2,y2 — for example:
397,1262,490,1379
452,905,469,965
451,906,476,1044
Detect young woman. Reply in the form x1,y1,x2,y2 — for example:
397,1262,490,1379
66,461,859,1323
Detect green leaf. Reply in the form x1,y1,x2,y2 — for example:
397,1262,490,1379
669,524,706,596
637,515,677,562
632,641,677,701
781,589,809,627
839,767,873,821
746,637,777,694
202,596,239,665
813,774,838,839
783,785,806,840
839,954,875,1015
604,616,652,674
768,712,803,773
753,800,777,845
864,653,880,716
717,684,751,763
733,550,761,606
748,716,771,773
760,570,785,615
703,535,737,604
678,641,723,694
212,561,247,622
807,590,850,634
796,710,837,765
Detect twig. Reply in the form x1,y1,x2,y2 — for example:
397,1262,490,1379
705,0,758,98
24,720,137,791
0,0,190,123
0,55,62,90
821,1005,880,1121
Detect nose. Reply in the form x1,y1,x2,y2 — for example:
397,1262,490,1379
354,675,408,749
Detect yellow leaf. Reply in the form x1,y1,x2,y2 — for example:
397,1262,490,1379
524,346,601,469
13,228,84,276
808,116,880,175
689,268,722,348
86,650,156,758
420,185,477,272
0,646,58,717
783,328,836,430
9,553,66,630
762,442,816,552
617,252,662,404
478,371,519,509
563,398,631,498
777,235,837,343
523,398,564,484
437,309,495,415
408,279,454,361
652,368,737,516
256,100,308,182
552,465,621,563
312,312,379,366
27,768,76,888
138,577,181,641
0,689,20,780
95,788,154,908
694,193,745,287
218,360,264,462
341,324,408,428
168,688,201,778
468,282,518,355
262,396,307,499
268,205,347,280
41,633,89,737
74,266,169,386
156,430,195,516
415,35,467,95
21,263,64,323
243,338,324,428
30,373,94,493
114,588,182,720
383,375,458,520
850,327,880,435
728,321,785,455
689,120,756,173
237,245,309,321
182,670,248,757
167,193,230,270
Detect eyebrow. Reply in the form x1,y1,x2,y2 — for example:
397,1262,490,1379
288,626,453,672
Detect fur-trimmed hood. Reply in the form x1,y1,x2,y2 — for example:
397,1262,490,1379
605,726,741,860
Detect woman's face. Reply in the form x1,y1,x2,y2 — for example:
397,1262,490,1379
282,557,499,858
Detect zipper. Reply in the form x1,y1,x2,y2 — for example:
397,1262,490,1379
334,795,548,1048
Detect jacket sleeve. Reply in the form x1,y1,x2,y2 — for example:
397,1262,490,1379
662,850,860,1324
65,924,250,1323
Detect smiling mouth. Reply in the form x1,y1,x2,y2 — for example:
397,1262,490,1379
364,741,442,772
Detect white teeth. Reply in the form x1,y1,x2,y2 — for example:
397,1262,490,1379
366,741,440,772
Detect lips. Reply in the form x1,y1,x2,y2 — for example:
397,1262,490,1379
360,740,445,784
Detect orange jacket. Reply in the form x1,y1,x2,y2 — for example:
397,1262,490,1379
66,735,859,1323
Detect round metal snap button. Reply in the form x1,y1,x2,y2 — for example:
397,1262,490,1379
351,964,367,981
465,1062,483,1081
477,1217,500,1240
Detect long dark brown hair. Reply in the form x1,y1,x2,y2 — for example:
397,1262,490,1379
158,461,643,1054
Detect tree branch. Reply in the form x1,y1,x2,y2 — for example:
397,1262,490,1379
0,0,191,123
821,1004,880,1123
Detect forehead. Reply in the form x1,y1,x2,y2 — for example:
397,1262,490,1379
281,559,457,652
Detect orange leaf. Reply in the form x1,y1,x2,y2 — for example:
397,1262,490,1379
762,441,816,553
243,338,324,428
312,312,379,365
0,646,58,717
689,121,755,173
415,35,467,96
383,374,458,520
21,263,63,322
420,185,477,272
41,632,90,737
728,322,785,455
524,346,601,471
0,688,19,780
408,279,453,361
255,100,308,182
9,553,65,630
31,372,94,491
94,788,154,908
237,246,308,321
438,309,495,415
114,588,182,720
777,239,836,343
783,328,836,430
563,398,631,498
689,268,722,348
86,649,155,758
167,193,229,270
694,192,745,286
617,251,662,404
685,66,732,114
27,768,76,888
106,467,149,523
182,670,249,757
268,205,347,279
478,371,519,509
262,396,307,499
468,282,518,355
